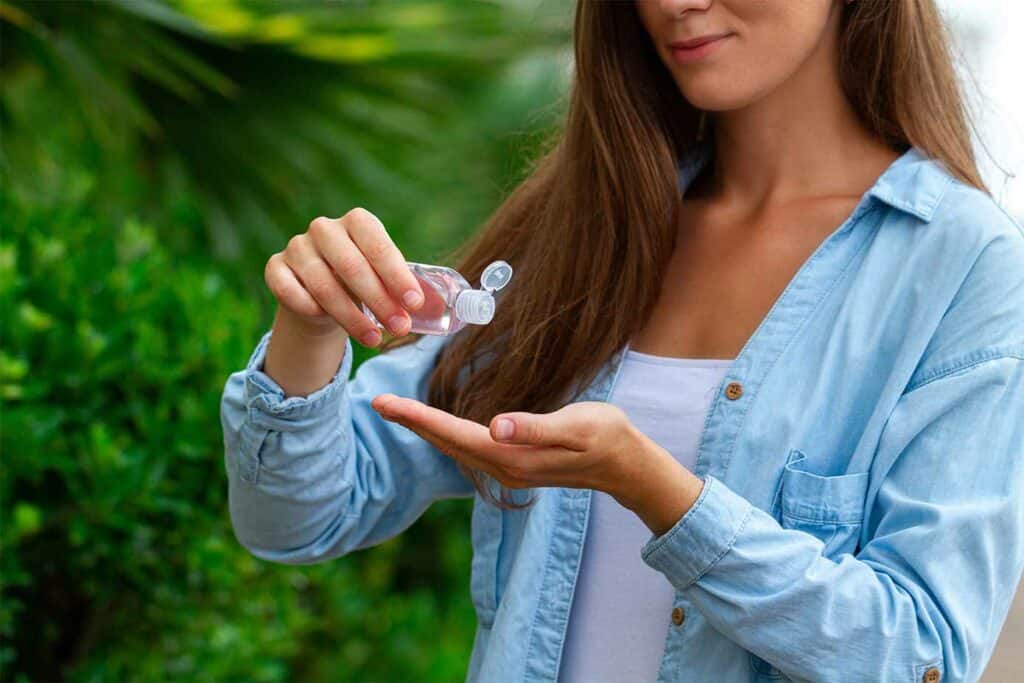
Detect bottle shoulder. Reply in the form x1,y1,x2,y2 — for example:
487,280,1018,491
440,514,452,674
409,262,472,291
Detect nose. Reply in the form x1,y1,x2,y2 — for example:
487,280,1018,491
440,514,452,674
655,0,712,16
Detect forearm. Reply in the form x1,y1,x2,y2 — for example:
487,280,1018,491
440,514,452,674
264,304,349,398
221,327,473,564
636,474,1017,682
221,328,357,562
675,483,952,681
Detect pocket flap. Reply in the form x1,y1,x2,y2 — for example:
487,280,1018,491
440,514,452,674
776,450,869,524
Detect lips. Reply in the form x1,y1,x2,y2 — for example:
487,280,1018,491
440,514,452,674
668,33,731,50
666,33,732,64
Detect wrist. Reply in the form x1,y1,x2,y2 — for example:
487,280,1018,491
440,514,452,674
611,434,705,537
274,305,347,339
264,306,349,398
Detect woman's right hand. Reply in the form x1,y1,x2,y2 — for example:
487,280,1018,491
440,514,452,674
264,208,426,347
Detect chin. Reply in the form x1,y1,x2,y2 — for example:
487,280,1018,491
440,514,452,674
675,79,759,112
672,68,774,113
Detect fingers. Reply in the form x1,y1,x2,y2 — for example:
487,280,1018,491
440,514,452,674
373,395,520,470
373,395,600,489
489,407,596,451
305,211,420,338
344,208,425,311
281,233,383,345
306,215,407,337
265,251,327,320
267,206,422,345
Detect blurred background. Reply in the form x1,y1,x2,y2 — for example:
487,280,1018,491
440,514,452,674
0,1,1019,682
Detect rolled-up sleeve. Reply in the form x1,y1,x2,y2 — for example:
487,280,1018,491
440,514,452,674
641,353,1024,683
220,329,474,564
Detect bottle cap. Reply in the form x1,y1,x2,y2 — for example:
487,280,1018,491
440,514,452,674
455,290,495,325
480,260,513,292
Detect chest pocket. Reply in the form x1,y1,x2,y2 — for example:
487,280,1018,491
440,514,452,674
469,491,503,629
750,449,871,681
771,448,870,557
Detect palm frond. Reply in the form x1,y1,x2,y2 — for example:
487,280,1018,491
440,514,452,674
2,0,572,267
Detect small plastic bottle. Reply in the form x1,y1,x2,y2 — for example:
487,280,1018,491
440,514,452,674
362,260,513,336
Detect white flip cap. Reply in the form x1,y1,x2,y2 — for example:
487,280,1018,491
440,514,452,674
455,290,496,325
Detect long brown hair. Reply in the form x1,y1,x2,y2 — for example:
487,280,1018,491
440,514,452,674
382,0,986,509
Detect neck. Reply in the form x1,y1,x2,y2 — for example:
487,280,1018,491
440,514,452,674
707,15,895,207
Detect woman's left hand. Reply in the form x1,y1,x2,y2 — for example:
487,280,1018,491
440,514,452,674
370,393,705,534
371,394,643,496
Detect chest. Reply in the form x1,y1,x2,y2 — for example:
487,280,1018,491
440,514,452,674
631,199,859,359
470,203,960,681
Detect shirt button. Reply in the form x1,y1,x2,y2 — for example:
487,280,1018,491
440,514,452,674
671,606,686,626
923,668,940,683
724,381,743,400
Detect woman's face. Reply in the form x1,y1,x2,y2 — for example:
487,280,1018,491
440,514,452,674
635,0,840,111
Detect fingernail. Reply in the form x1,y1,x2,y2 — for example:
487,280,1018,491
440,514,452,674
403,289,423,308
388,314,408,334
495,418,515,441
361,329,381,346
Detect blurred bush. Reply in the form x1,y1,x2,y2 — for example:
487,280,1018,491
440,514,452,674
0,0,570,680
0,178,479,682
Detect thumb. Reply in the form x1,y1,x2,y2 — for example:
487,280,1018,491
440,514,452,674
489,410,582,449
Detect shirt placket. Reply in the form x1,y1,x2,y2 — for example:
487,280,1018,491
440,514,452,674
522,347,631,682
654,201,881,682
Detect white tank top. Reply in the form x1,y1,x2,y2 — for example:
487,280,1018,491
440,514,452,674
558,348,733,683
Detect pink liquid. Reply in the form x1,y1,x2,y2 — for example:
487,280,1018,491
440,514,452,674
362,264,473,336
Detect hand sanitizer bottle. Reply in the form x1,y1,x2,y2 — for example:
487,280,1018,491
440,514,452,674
362,260,513,336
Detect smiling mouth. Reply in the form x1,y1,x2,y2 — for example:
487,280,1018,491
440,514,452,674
667,34,732,64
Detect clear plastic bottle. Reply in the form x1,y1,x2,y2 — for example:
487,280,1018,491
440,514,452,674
362,259,513,336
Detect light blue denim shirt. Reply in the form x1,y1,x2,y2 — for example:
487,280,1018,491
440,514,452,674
221,147,1024,683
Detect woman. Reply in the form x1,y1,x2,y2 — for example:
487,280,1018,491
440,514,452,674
220,0,1024,681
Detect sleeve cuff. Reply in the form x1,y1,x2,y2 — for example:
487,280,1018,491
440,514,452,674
242,328,354,427
640,475,755,588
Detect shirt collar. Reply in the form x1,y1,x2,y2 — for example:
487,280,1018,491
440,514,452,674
862,146,954,222
676,144,954,223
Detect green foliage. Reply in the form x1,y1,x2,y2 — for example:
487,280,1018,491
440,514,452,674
0,0,572,680
0,168,480,682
